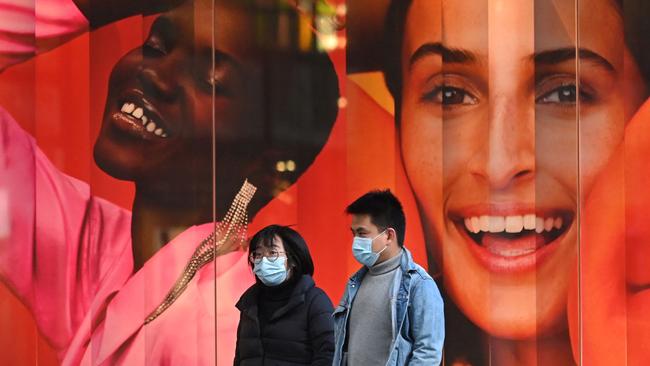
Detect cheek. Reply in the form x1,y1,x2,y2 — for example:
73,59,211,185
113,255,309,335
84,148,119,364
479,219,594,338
184,93,215,138
400,103,443,204
534,109,623,204
107,50,141,92
371,240,385,253
212,98,253,140
577,110,624,196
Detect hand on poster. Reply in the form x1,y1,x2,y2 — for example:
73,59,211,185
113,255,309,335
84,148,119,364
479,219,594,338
568,98,650,365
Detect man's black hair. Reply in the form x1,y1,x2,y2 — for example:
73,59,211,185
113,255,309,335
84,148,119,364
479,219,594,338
346,189,406,247
248,225,315,278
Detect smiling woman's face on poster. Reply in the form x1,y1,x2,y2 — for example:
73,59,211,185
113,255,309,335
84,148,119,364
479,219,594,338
397,0,644,333
375,0,648,364
96,0,338,222
94,0,339,268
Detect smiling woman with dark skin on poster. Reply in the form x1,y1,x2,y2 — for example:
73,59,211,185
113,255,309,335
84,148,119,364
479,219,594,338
0,0,339,363
93,0,339,269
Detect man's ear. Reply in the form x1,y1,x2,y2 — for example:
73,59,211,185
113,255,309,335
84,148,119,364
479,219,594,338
387,228,397,245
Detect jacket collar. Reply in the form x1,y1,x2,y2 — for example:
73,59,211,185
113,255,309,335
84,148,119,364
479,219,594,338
236,274,315,321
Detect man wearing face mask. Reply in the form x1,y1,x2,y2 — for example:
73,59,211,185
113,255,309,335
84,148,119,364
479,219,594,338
333,190,444,366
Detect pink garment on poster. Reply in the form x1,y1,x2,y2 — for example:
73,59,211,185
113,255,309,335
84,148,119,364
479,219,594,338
1,105,253,365
0,0,88,71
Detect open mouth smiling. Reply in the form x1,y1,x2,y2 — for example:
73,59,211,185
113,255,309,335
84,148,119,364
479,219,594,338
109,90,173,140
119,101,169,138
450,209,575,273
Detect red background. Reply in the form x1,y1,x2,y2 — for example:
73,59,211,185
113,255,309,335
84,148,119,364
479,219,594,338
0,14,427,365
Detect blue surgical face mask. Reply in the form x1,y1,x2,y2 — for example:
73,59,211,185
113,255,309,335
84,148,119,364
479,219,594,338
253,256,288,286
352,230,388,267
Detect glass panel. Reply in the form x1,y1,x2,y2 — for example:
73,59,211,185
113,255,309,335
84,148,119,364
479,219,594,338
4,0,649,364
577,0,650,365
533,1,578,364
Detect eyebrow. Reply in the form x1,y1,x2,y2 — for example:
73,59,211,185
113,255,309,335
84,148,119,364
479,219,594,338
409,42,478,69
409,43,615,74
153,16,240,70
532,47,615,72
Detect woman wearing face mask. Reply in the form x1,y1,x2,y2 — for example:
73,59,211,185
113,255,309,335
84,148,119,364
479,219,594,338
234,225,335,366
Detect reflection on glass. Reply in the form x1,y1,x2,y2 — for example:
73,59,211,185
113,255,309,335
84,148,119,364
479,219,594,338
349,0,650,364
0,0,340,364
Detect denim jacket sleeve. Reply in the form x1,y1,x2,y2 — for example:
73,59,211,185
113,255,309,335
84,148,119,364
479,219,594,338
407,274,445,365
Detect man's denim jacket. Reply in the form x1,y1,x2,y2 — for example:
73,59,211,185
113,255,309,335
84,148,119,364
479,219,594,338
332,247,445,366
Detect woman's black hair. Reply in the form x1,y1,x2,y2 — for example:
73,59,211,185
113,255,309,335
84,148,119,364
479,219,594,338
213,2,340,217
216,48,340,217
382,0,413,125
617,0,650,95
248,225,315,278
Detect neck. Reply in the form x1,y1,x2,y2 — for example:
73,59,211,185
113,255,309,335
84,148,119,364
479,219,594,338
261,274,299,295
131,188,212,271
489,332,575,366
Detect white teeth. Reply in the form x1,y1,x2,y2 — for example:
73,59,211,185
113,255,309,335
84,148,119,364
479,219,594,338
120,102,168,137
544,218,554,232
132,107,143,118
505,216,524,233
479,216,490,232
523,214,536,230
464,218,473,233
488,216,505,233
463,214,567,234
535,217,544,233
123,103,135,113
470,217,480,234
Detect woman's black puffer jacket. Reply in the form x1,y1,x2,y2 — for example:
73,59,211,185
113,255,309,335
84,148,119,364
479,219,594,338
234,275,335,366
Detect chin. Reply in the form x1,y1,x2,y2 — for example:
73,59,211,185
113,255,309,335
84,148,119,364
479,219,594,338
487,310,566,340
457,284,568,340
93,137,142,181
443,249,569,340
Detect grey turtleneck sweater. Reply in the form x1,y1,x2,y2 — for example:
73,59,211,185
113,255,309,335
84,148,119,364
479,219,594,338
347,250,403,366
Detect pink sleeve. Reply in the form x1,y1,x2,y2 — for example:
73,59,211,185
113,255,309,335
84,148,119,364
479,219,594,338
0,0,88,71
0,107,132,353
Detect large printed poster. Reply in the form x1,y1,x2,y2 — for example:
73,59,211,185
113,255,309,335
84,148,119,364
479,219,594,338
0,0,648,365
